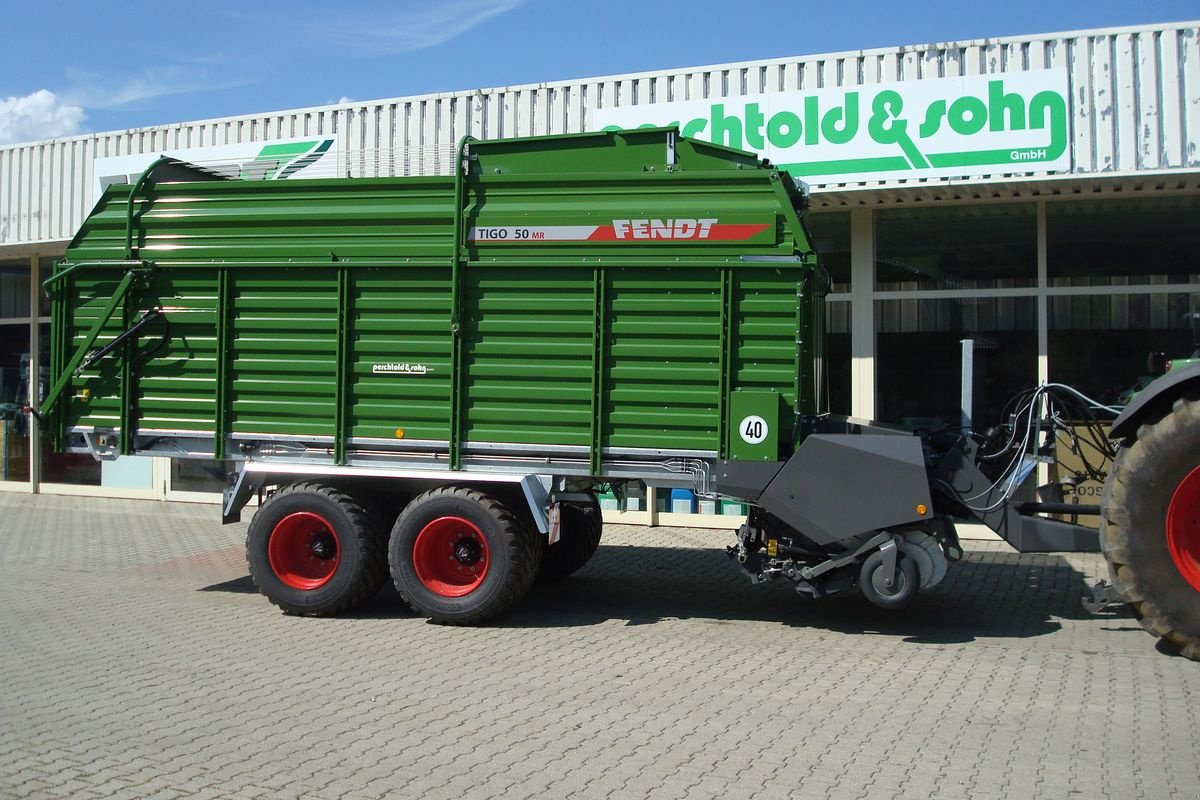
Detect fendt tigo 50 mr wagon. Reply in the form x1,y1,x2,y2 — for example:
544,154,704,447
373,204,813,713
36,128,1200,658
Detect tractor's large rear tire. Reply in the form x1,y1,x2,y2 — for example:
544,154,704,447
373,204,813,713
246,482,388,616
1101,395,1200,660
537,495,603,584
388,486,541,625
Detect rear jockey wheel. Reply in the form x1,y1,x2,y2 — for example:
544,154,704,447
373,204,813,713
1102,395,1200,659
389,486,541,625
859,549,919,610
246,482,387,616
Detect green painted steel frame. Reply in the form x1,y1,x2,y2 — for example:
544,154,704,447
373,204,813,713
717,267,735,458
334,267,351,465
39,264,153,422
125,157,177,259
589,268,609,475
50,279,65,450
213,268,231,459
766,171,825,420
447,136,477,470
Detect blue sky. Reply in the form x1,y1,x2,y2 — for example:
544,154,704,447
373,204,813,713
0,0,1195,145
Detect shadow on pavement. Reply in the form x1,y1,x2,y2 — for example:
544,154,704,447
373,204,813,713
199,576,257,594
497,545,1132,644
201,544,1138,645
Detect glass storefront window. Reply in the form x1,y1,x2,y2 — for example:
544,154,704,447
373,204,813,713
171,459,235,494
875,297,1037,431
1050,292,1200,406
0,264,31,319
826,300,850,414
0,322,31,481
875,203,1037,291
37,322,101,486
808,211,850,292
1048,196,1200,287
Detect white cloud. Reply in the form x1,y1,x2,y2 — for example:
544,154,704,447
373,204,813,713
316,0,524,54
63,65,253,110
0,90,86,145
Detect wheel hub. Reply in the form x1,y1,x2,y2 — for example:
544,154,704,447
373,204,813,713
310,533,336,560
871,566,900,596
454,537,483,566
412,516,491,598
267,511,341,591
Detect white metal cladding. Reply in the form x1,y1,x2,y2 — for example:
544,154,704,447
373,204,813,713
1,20,1197,248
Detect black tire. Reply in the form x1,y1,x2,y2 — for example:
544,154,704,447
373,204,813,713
859,550,919,610
246,482,388,616
537,495,603,584
388,486,541,625
1101,394,1200,660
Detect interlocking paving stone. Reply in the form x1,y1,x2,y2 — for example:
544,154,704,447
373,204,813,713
1,493,1198,799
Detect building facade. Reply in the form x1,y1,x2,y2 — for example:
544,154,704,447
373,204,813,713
1,21,1197,521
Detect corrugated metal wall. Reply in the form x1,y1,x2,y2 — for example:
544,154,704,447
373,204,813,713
1,21,1197,247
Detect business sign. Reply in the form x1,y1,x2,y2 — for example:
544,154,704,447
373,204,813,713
91,136,338,208
593,70,1070,184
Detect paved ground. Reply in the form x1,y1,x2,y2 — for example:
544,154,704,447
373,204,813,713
1,493,1197,800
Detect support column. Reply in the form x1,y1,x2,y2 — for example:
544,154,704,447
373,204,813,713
849,208,875,420
1036,200,1049,385
28,253,41,493
1036,201,1050,489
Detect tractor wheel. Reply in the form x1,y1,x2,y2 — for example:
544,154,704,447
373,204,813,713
859,550,919,610
388,486,541,625
1101,395,1200,660
537,495,603,584
246,482,387,616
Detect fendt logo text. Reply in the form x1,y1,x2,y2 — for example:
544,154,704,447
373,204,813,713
611,218,717,239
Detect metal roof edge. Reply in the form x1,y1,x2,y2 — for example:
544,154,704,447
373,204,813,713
809,167,1200,208
1,19,1196,153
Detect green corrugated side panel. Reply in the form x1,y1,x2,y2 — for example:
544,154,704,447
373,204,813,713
229,268,339,437
465,173,791,262
68,177,458,264
604,268,722,452
55,129,820,464
470,127,761,175
732,269,803,444
351,268,453,442
462,269,594,447
134,272,220,433
66,274,127,430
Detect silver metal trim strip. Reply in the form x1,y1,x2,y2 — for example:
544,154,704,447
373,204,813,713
230,433,336,444
348,437,448,450
242,461,535,484
463,441,590,455
602,446,718,458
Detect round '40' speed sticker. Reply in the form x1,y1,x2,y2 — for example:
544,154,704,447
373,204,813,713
739,415,768,445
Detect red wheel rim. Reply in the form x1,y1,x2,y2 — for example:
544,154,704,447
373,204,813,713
267,512,341,590
412,516,490,597
1167,465,1200,593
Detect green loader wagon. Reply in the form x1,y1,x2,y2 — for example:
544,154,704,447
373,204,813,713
38,128,1200,660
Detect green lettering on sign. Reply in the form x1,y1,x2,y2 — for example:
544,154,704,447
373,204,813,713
592,71,1072,182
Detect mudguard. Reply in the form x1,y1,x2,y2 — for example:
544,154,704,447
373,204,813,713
1111,362,1200,440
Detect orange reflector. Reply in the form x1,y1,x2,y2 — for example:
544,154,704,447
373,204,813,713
916,504,928,516
394,428,406,439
